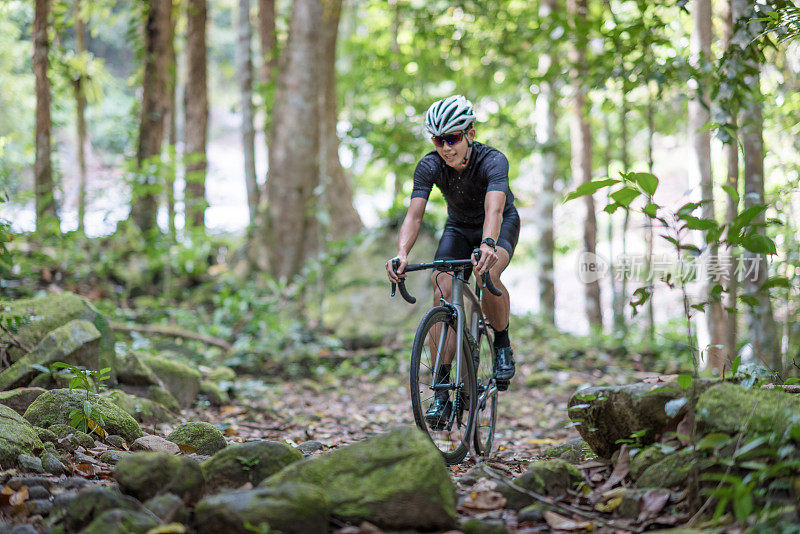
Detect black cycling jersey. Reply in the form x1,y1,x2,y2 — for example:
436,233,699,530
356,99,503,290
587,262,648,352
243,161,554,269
411,141,516,227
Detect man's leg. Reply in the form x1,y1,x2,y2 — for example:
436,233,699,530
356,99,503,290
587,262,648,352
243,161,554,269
481,248,515,389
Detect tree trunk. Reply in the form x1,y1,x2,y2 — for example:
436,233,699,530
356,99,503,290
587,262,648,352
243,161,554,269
731,1,779,371
617,90,630,334
165,0,178,241
132,0,171,234
184,0,208,230
74,0,88,235
723,0,739,363
319,0,362,238
265,0,323,281
34,0,56,231
569,0,602,330
238,0,259,224
645,84,656,342
603,113,622,333
536,0,558,326
257,0,277,90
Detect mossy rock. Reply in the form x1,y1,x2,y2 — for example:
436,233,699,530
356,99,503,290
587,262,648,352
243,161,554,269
540,438,596,463
696,382,800,436
116,351,161,387
167,421,227,455
494,459,582,510
0,404,44,466
261,426,456,530
104,389,176,426
80,508,160,534
636,448,694,488
568,379,716,459
202,440,303,492
23,388,143,443
195,482,329,534
49,423,96,450
144,355,201,408
630,445,666,480
114,451,205,504
199,380,229,406
143,493,189,524
65,486,143,532
0,292,116,381
120,384,181,414
0,387,47,414
461,518,511,534
0,320,102,390
33,426,58,446
322,227,437,347
206,366,236,383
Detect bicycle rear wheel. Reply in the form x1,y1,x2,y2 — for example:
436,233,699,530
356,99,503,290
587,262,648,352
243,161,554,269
410,306,478,465
473,325,498,457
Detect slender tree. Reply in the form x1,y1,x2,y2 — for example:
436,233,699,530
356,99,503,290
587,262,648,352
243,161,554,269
73,0,88,234
569,0,603,329
536,0,559,326
257,0,276,141
265,0,323,281
34,0,57,230
164,0,179,241
319,0,362,238
238,0,258,224
184,0,208,229
132,0,171,234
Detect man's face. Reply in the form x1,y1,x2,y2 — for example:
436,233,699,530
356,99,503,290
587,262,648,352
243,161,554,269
433,128,475,170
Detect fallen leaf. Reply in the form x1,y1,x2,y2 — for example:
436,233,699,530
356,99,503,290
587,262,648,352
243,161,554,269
9,486,28,506
595,496,622,512
177,444,197,454
594,445,630,495
576,461,608,469
600,487,627,500
543,511,594,531
638,489,670,521
459,490,507,512
146,523,187,534
73,463,102,477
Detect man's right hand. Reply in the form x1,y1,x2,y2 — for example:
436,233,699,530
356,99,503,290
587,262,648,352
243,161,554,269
386,255,408,284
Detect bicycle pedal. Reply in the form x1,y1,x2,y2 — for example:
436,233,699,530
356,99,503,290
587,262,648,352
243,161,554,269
496,379,510,391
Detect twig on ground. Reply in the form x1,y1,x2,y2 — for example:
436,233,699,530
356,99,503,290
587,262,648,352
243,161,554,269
111,322,232,352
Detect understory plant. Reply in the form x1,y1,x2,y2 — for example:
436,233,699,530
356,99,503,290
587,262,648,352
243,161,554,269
50,362,111,439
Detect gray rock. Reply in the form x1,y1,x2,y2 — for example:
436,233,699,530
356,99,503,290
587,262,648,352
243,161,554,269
57,476,92,491
143,493,189,523
296,440,324,455
48,424,95,451
27,486,50,500
7,477,51,490
494,459,582,510
41,452,66,475
106,435,128,449
143,355,201,408
80,508,159,534
100,450,133,465
114,451,204,504
10,526,38,534
0,404,44,466
518,502,547,523
17,453,44,473
697,382,800,435
461,518,511,534
261,426,457,531
167,421,226,455
195,482,329,534
65,486,142,532
0,388,47,414
132,435,180,454
202,440,303,492
105,389,176,426
30,498,52,516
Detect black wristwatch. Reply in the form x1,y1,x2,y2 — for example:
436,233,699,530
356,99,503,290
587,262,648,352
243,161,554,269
481,237,496,251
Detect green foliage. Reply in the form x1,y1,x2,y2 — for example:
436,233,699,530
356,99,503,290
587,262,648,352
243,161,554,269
49,362,110,438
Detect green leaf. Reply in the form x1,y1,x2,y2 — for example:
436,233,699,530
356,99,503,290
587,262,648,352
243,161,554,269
681,215,719,231
610,187,641,207
677,374,693,389
761,276,791,290
642,202,659,218
631,172,659,196
563,179,619,202
739,294,759,307
739,234,776,255
731,355,741,375
604,203,623,214
733,436,768,459
696,432,732,450
722,184,739,205
733,487,753,523
732,204,768,228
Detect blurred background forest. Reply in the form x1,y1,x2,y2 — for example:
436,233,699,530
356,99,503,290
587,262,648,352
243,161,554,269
1,0,799,379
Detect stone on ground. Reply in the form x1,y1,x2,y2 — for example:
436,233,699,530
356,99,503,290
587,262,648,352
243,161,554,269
0,387,47,414
495,459,582,510
23,388,143,443
261,426,457,531
0,404,44,466
194,482,329,534
144,355,201,408
132,435,180,454
143,493,189,523
105,389,176,425
64,486,142,532
202,440,303,492
114,451,205,503
696,381,800,435
80,509,160,534
167,421,226,455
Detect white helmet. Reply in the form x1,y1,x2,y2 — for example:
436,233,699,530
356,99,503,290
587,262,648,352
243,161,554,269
424,95,476,136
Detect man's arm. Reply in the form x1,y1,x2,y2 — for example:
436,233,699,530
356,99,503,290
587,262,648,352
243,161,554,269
386,197,427,283
475,191,505,275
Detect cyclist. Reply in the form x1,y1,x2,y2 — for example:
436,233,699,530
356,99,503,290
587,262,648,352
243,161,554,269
385,94,520,427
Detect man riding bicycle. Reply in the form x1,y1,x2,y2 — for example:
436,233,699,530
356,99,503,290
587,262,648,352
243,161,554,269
385,94,520,427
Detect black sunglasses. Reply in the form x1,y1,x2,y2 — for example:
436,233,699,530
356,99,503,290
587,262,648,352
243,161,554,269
432,132,464,147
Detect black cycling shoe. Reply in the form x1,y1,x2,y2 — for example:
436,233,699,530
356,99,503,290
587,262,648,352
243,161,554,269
425,393,452,430
493,346,515,391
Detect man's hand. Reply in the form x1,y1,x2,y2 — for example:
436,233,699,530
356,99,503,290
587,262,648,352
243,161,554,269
473,243,498,275
386,254,408,283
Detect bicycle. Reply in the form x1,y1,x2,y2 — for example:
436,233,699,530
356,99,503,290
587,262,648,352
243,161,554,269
391,249,501,465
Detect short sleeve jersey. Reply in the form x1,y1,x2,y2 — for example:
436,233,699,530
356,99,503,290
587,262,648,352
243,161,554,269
411,141,515,227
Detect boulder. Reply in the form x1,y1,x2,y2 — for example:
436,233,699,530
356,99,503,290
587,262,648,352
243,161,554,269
115,351,162,387
0,387,46,414
167,421,226,455
199,380,229,406
64,486,142,532
80,509,160,534
144,355,201,408
261,426,456,531
49,424,96,450
0,320,101,390
494,459,582,510
1,292,115,380
114,451,205,503
132,435,180,454
696,382,800,436
194,482,329,534
202,441,303,492
119,384,181,414
206,366,236,383
0,404,44,466
143,493,189,524
636,448,710,488
23,388,143,443
540,438,596,463
104,389,176,425
568,379,715,459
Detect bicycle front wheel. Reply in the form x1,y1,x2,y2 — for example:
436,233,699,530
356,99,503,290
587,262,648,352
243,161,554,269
473,326,498,457
410,306,478,465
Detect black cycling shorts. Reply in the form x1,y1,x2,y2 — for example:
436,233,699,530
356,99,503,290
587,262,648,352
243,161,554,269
434,206,520,262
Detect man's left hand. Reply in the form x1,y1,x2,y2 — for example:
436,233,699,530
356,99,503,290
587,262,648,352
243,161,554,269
473,243,498,275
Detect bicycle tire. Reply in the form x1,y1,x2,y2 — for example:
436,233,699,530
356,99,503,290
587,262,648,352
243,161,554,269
473,325,498,456
410,306,478,465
